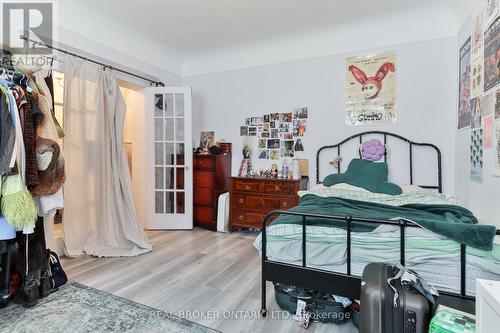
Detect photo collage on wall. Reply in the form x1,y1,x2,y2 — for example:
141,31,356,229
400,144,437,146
240,107,308,160
458,0,500,180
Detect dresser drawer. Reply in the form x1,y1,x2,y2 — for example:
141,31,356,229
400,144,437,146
263,182,293,195
231,210,265,228
233,193,291,211
194,157,215,171
193,171,215,188
230,210,279,229
232,179,261,192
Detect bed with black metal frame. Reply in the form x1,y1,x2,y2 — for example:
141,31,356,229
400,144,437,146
260,130,500,317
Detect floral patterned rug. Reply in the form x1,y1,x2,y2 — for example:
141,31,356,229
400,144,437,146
1,282,218,333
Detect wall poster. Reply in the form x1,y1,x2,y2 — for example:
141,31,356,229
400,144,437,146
471,128,484,183
345,52,397,126
484,16,500,91
471,97,482,129
458,37,472,129
471,56,485,98
485,0,500,26
472,9,484,59
495,120,500,176
481,87,497,116
485,115,495,148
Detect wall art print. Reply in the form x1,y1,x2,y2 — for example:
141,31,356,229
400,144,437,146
345,52,397,126
484,16,500,92
484,115,494,148
485,0,500,26
481,88,497,116
471,97,482,129
458,37,472,129
471,128,484,183
471,56,485,98
472,9,484,59
495,119,500,176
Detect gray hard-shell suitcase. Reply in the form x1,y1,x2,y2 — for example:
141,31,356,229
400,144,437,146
359,262,432,333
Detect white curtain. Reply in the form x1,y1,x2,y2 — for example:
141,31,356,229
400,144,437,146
63,56,152,257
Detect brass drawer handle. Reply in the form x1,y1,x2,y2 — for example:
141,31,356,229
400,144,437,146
239,198,244,203
282,202,288,208
239,215,244,221
245,185,250,190
275,186,280,191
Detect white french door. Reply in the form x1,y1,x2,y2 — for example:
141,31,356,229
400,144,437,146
145,87,193,229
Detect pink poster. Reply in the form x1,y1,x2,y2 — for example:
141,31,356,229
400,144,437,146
484,115,494,148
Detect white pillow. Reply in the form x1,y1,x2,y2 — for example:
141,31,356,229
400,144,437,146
330,183,371,193
399,184,425,193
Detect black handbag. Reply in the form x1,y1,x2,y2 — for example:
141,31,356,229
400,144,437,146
48,250,67,290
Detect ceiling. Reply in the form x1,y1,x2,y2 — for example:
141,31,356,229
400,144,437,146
63,0,466,56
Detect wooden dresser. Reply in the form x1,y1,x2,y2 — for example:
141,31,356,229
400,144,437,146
229,177,308,230
193,154,231,230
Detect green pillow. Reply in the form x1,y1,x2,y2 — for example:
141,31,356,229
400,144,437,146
323,159,402,195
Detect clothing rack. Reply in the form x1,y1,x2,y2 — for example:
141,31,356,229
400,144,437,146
19,35,165,86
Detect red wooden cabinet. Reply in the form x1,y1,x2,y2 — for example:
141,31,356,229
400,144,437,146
193,154,231,230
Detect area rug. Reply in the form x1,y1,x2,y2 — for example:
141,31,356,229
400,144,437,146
1,282,218,333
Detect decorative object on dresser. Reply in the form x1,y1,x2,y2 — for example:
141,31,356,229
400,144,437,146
229,177,308,230
193,154,231,231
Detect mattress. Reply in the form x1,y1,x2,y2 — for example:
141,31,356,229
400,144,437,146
254,223,500,296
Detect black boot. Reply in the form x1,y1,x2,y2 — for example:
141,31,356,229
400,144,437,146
35,217,52,298
17,234,42,308
20,268,41,307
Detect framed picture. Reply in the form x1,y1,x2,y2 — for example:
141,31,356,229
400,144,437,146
200,131,214,147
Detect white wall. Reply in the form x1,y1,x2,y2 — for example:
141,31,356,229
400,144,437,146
184,37,458,194
455,18,500,228
54,0,183,79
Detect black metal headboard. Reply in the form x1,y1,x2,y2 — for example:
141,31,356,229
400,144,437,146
315,131,442,193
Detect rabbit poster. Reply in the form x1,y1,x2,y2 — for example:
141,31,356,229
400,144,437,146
346,52,397,126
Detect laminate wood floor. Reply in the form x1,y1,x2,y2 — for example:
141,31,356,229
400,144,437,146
62,228,358,333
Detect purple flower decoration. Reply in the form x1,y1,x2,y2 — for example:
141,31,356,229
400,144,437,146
361,139,385,161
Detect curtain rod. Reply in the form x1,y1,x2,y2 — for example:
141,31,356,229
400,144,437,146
19,35,165,86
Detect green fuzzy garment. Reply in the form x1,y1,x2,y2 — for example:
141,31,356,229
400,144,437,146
1,174,37,229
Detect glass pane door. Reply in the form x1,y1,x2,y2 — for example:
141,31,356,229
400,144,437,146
146,87,192,229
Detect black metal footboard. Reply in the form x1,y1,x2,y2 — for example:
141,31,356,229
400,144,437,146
260,210,500,317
